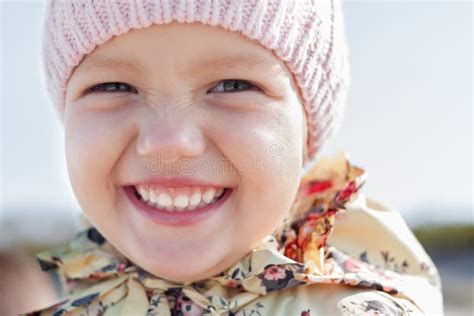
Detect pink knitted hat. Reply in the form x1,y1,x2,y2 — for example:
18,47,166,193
41,0,351,173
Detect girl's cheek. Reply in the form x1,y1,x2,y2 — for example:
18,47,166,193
207,104,304,239
202,100,304,194
64,106,135,200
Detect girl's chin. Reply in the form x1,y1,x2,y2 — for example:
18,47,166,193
127,247,229,283
116,224,235,282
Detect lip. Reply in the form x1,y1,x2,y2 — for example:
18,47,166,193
123,185,233,227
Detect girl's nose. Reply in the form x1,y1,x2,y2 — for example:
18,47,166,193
136,108,206,162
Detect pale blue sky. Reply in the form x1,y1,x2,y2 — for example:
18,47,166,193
1,0,472,226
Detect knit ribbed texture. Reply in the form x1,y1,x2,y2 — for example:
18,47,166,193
41,0,351,173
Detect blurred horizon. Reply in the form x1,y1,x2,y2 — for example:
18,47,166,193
1,0,472,227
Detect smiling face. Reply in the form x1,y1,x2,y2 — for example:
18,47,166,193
64,22,307,283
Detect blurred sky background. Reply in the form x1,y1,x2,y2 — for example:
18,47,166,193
1,0,472,228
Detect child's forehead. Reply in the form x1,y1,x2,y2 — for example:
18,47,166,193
75,50,289,80
74,23,287,76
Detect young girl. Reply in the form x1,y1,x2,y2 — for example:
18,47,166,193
25,0,443,315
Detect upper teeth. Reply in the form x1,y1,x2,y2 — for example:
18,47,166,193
136,185,225,212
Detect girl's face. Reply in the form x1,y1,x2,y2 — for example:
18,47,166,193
65,22,307,283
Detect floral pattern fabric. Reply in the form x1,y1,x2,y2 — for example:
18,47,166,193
23,151,443,315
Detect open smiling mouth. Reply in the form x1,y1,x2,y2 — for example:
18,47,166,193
123,185,233,226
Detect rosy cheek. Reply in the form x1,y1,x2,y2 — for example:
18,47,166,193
64,107,134,196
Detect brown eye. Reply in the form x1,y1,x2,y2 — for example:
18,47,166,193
86,82,138,94
208,79,260,94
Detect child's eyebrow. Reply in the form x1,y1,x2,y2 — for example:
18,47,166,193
74,53,286,79
74,55,145,75
185,54,286,78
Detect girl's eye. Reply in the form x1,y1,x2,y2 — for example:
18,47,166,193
208,79,260,94
86,82,138,94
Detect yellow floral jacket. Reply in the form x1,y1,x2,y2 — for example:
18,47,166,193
24,152,443,315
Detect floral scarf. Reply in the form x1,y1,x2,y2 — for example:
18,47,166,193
23,152,442,315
